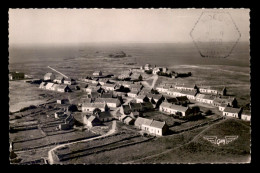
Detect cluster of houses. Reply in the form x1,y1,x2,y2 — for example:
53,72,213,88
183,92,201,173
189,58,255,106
44,72,76,85
39,82,71,93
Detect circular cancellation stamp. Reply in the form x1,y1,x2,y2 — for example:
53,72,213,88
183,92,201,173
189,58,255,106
190,11,241,58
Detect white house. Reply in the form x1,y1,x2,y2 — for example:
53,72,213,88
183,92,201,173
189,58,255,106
159,102,191,116
223,107,241,118
174,84,197,91
64,78,76,85
156,85,171,93
198,86,219,95
218,103,227,111
39,82,47,89
241,110,251,121
196,94,215,104
179,90,197,100
44,73,55,81
134,117,168,136
102,83,116,91
82,103,109,113
166,88,182,97
153,67,161,75
45,82,54,90
57,84,71,92
135,95,149,103
93,71,102,76
94,98,121,108
144,64,151,71
128,90,139,98
53,76,65,84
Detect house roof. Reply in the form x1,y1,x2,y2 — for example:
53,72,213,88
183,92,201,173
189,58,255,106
103,83,115,88
242,109,251,115
141,102,153,109
97,112,113,119
46,82,54,88
39,82,47,87
176,96,189,102
223,107,241,114
198,86,219,90
129,102,142,110
101,92,113,98
82,103,106,109
58,84,69,90
168,88,181,92
135,117,153,127
91,91,100,98
150,120,166,129
79,98,92,103
196,94,215,100
175,84,196,88
52,84,60,90
180,90,197,96
95,98,119,104
122,105,131,113
136,94,147,100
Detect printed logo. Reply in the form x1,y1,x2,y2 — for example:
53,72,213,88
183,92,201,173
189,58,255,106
203,136,238,146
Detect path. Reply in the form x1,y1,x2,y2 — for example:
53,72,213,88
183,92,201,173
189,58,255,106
47,66,69,79
141,75,158,89
48,120,117,164
124,118,227,164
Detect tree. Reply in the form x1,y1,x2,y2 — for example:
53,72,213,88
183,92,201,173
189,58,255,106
138,74,143,81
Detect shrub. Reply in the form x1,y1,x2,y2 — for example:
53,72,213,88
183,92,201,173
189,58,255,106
205,109,213,116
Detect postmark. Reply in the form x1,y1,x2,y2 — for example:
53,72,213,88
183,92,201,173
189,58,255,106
190,11,241,58
203,136,239,146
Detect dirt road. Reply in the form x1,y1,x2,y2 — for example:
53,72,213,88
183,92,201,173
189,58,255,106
141,75,158,89
48,120,117,164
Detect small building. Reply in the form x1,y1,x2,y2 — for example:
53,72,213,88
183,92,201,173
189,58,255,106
96,112,114,122
179,90,197,100
141,102,154,111
57,84,71,92
53,76,65,84
166,88,182,97
176,96,190,104
102,83,116,91
136,95,149,103
85,86,101,94
45,82,54,90
124,117,135,125
223,107,242,118
90,91,101,99
128,90,139,98
175,84,198,91
241,110,251,121
39,82,47,89
101,92,113,98
144,64,151,71
83,115,101,127
156,84,172,93
57,98,69,104
82,103,109,113
44,72,55,81
196,94,215,104
9,72,25,80
198,86,219,95
159,102,191,116
94,98,121,108
93,71,102,76
130,111,141,119
64,78,76,85
218,103,227,111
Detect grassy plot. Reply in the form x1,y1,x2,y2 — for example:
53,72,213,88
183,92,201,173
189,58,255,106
139,118,250,163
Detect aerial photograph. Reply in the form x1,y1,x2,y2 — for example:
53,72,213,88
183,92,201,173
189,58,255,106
8,9,250,164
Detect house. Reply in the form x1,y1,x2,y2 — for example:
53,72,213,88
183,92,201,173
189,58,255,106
91,78,99,84
51,84,60,91
53,76,65,84
218,103,227,111
122,104,132,115
59,113,75,130
223,107,242,118
93,71,102,76
96,111,114,122
198,86,219,95
144,64,151,71
128,90,139,98
102,83,116,91
78,98,92,106
94,98,121,108
124,117,135,125
85,86,101,94
45,82,54,90
130,111,141,119
175,84,198,91
152,67,161,75
57,98,69,104
134,117,168,136
165,96,179,104
196,94,215,104
129,102,143,112
179,90,197,100
159,102,191,116
57,84,71,92
176,96,190,104
54,111,66,119
64,78,76,85
98,79,110,85
90,91,101,99
149,120,168,136
101,92,113,98
156,84,172,93
83,115,101,127
82,103,109,113
241,110,251,121
136,95,149,103
166,88,182,97
39,82,47,89
9,72,25,80
44,72,55,81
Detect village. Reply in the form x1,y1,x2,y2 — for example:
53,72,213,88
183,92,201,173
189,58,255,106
9,63,251,164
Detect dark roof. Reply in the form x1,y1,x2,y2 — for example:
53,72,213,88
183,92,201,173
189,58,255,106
97,112,113,119
176,96,189,102
129,102,142,110
223,107,241,114
180,90,197,96
101,92,113,98
141,102,153,109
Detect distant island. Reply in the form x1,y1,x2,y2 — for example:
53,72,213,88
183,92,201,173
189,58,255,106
96,51,131,58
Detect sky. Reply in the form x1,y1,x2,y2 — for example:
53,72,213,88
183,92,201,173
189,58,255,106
9,9,250,45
